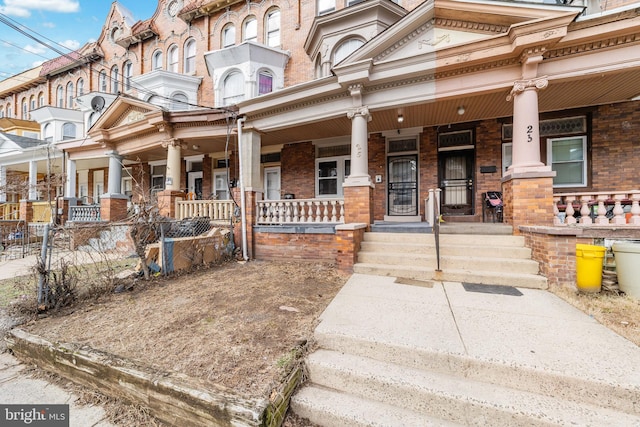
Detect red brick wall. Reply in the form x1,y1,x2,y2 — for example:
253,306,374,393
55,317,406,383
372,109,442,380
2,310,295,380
343,186,373,225
419,128,439,220
475,120,504,219
254,232,337,262
336,226,366,273
369,133,386,220
100,197,128,222
591,102,640,191
503,175,555,233
281,142,315,199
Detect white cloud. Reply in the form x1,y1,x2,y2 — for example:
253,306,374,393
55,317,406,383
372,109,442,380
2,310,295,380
23,43,46,54
0,0,79,17
32,59,45,67
42,22,55,28
59,39,79,50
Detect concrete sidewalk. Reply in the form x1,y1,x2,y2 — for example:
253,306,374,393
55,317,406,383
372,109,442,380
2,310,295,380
0,352,115,426
293,273,640,425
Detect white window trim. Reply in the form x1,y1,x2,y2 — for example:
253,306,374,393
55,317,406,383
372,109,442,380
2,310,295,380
315,155,350,198
502,142,512,176
263,166,281,200
546,135,588,188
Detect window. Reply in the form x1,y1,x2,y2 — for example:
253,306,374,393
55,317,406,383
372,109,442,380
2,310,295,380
317,0,335,15
152,50,163,70
66,81,74,107
223,71,244,105
264,167,281,200
258,70,273,95
111,66,119,93
170,92,188,110
123,62,133,91
334,38,364,64
222,24,235,48
243,17,257,42
184,39,196,74
43,123,53,142
77,78,84,96
214,171,229,200
315,55,323,79
21,99,27,119
547,136,587,187
265,9,280,48
38,92,44,107
88,112,99,128
502,143,512,175
316,157,350,197
6,106,11,118
62,122,76,140
29,96,35,111
0,107,4,118
151,164,166,191
56,85,64,107
168,45,179,72
99,71,107,92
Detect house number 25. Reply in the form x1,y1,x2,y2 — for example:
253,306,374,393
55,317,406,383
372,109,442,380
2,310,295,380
526,125,533,142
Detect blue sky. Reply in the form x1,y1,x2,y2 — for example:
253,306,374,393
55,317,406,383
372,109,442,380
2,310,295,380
0,1,157,79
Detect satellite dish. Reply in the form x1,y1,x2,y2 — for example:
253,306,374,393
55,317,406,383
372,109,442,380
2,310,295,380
90,96,105,112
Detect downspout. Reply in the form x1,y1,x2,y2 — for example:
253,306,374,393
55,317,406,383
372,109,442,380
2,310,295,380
237,117,249,261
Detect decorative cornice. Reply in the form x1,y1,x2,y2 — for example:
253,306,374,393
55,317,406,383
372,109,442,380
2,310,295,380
247,91,350,121
506,76,549,101
544,34,640,60
434,18,509,35
374,20,434,62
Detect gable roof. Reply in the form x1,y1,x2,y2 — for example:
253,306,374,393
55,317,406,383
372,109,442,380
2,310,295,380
0,131,45,150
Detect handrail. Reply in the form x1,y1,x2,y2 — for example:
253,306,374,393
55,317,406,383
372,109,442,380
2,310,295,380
429,189,442,272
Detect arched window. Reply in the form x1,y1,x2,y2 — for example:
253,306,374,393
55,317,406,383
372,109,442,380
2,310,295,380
184,39,196,74
152,50,163,70
265,9,280,48
77,78,84,96
243,16,257,42
21,98,27,119
62,122,76,140
43,123,53,142
334,38,364,64
317,0,335,15
315,55,323,79
6,105,11,118
170,92,189,110
66,81,74,107
56,86,64,107
111,66,119,93
38,92,44,107
99,71,107,92
223,71,244,105
123,61,133,91
258,70,273,95
88,111,100,128
0,106,4,118
222,24,235,48
29,96,35,110
168,45,179,72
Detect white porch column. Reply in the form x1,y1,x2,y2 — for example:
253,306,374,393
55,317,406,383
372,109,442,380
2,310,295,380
106,151,123,195
28,160,38,200
0,165,6,203
65,157,77,198
240,129,262,191
164,139,182,191
344,84,372,187
506,55,551,174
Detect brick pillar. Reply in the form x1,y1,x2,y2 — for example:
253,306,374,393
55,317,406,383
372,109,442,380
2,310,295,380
335,223,367,273
156,189,185,219
57,197,78,225
100,195,129,222
202,155,212,200
502,172,555,235
343,185,374,227
19,199,33,222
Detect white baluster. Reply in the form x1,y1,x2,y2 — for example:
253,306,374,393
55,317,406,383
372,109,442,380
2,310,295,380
595,195,609,225
285,202,292,222
330,200,337,222
339,200,345,223
292,201,300,222
565,195,576,225
322,201,329,222
314,202,322,222
612,194,626,225
629,193,640,225
299,202,306,223
553,196,561,225
579,195,593,225
277,202,285,223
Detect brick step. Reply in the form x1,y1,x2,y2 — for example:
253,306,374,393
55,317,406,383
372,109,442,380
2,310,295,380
362,232,526,247
359,240,532,259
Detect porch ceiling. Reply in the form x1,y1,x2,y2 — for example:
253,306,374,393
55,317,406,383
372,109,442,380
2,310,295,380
258,68,640,145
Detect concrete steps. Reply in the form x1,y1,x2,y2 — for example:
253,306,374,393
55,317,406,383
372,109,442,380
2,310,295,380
290,276,640,426
354,232,547,289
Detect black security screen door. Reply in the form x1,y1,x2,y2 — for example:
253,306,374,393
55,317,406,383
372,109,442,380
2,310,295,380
387,155,418,216
439,150,474,216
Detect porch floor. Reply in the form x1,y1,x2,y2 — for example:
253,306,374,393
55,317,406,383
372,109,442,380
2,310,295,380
371,221,513,235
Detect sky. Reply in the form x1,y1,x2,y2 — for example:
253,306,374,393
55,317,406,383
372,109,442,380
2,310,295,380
0,0,157,79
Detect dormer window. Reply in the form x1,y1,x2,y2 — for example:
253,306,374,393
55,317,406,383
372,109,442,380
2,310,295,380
334,38,364,65
223,71,245,105
258,71,273,95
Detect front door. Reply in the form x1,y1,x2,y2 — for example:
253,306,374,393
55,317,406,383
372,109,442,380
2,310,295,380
387,155,418,216
439,150,474,216
188,171,203,199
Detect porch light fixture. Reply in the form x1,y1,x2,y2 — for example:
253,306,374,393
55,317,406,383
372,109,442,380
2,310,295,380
397,114,404,123
457,106,465,115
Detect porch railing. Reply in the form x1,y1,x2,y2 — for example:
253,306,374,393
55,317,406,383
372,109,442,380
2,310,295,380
256,198,345,225
69,205,102,222
0,203,20,220
554,191,640,226
176,199,235,221
32,201,54,223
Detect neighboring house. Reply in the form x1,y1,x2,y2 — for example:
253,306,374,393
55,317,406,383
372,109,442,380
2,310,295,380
0,0,638,285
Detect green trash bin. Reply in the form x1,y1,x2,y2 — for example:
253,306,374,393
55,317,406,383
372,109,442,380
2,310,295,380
612,241,640,299
575,244,605,293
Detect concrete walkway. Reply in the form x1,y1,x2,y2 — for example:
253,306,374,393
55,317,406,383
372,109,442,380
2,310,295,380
293,273,640,425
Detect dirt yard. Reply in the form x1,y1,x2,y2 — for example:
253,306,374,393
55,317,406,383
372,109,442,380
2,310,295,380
20,259,348,426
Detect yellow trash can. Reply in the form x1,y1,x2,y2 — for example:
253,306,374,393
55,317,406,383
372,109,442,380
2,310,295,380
575,244,606,293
